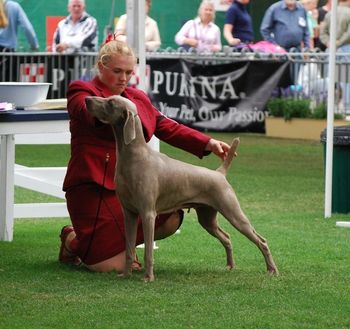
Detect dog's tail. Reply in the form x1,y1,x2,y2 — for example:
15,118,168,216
216,137,240,176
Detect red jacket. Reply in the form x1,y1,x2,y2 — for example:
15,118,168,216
63,76,211,191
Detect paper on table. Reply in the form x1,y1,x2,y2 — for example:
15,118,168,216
24,99,67,110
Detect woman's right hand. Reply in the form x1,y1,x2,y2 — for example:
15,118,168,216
185,38,199,48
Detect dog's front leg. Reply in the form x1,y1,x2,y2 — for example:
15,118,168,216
140,211,157,282
121,208,139,279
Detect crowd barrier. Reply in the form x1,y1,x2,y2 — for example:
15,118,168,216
1,50,350,114
0,52,96,99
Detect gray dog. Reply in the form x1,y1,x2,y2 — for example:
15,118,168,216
85,95,278,282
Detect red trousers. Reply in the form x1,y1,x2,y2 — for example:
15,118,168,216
65,183,170,265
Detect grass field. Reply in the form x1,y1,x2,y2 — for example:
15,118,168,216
1,133,350,329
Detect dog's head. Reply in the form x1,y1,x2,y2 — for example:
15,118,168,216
85,95,138,144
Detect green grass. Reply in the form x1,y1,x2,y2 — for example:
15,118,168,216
1,133,350,329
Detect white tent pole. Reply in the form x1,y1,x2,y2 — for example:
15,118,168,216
324,0,338,218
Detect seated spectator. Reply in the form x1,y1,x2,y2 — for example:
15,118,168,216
175,0,221,53
52,0,98,53
223,0,254,48
0,0,39,52
260,0,310,51
114,0,161,51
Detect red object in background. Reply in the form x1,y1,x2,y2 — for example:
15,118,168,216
46,16,65,52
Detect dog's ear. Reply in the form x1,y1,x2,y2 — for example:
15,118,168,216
123,109,136,145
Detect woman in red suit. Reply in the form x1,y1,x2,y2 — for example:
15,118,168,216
59,39,231,272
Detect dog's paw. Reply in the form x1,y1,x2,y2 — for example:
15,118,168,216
226,264,235,271
143,274,155,283
267,267,279,276
118,270,132,279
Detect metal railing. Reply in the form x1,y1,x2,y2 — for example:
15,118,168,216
0,52,97,99
1,49,350,113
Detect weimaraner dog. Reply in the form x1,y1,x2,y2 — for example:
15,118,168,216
85,95,278,282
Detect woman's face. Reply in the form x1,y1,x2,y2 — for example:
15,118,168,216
200,4,214,23
98,54,135,95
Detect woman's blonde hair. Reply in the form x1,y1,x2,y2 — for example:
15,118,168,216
0,0,8,28
96,40,137,70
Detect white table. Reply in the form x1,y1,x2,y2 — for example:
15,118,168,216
0,110,69,241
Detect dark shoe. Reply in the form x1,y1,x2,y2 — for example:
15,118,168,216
59,225,82,266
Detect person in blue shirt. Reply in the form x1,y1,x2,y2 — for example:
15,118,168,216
260,0,310,51
223,0,254,48
0,0,39,52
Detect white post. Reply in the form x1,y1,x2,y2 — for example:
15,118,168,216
126,0,161,245
0,135,15,241
324,0,338,218
126,0,159,151
126,0,146,92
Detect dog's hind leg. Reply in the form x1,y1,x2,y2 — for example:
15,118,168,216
195,206,235,270
218,191,278,275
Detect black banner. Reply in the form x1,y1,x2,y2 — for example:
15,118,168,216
148,59,291,132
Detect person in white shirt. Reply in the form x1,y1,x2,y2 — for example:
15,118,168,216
114,0,161,51
52,0,98,53
175,0,222,53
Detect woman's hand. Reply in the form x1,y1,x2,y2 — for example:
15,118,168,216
184,38,199,48
205,138,231,160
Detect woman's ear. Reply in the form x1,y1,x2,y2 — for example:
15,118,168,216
97,61,103,72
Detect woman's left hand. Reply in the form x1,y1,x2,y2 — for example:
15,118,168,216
205,138,231,160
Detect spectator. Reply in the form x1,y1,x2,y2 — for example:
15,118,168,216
315,0,332,50
317,0,332,24
52,0,97,53
320,0,350,113
319,0,350,50
0,0,39,52
175,0,221,52
114,0,161,51
223,0,254,48
300,0,318,49
59,39,231,272
260,0,310,51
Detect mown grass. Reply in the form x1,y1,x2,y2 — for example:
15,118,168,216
1,133,350,329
